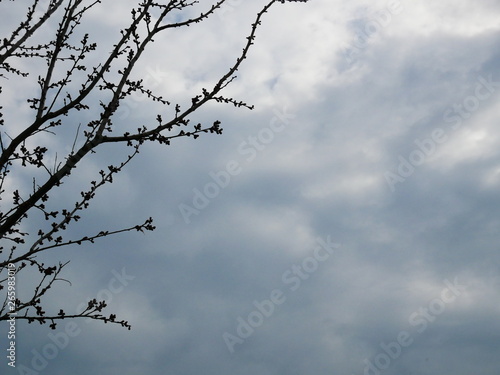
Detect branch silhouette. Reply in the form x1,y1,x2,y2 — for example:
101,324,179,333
0,0,309,330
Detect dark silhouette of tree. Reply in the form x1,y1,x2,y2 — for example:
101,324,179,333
0,0,308,330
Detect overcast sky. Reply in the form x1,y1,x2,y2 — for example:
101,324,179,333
2,0,500,374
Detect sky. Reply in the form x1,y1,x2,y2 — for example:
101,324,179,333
1,0,500,374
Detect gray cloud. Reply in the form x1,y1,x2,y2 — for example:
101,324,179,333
2,0,500,374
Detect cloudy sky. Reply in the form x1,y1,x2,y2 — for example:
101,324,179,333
2,0,500,374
